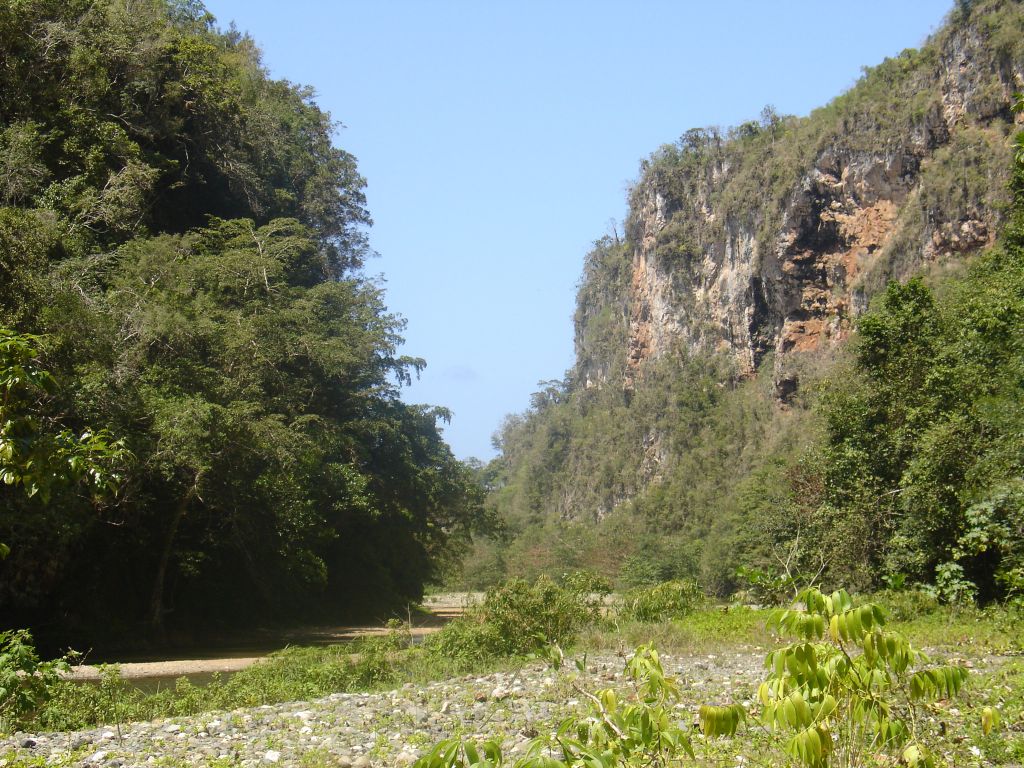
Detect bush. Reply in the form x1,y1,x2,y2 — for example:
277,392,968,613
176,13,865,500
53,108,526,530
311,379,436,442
0,629,67,733
620,579,704,622
427,574,608,660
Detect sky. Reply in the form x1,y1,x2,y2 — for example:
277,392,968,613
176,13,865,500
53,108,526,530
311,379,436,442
204,0,953,461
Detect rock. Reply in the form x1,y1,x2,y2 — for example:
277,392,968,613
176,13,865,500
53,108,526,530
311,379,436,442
19,738,36,749
0,650,773,768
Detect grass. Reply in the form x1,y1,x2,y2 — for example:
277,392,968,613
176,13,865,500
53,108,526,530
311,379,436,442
890,607,1024,655
578,606,774,655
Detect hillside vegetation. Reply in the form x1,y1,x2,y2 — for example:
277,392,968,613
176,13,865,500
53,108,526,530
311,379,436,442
466,0,1024,604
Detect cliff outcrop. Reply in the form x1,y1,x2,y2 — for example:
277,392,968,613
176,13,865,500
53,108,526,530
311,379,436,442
576,4,1022,401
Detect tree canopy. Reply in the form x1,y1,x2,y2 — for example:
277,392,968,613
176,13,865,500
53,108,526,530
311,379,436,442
0,0,482,647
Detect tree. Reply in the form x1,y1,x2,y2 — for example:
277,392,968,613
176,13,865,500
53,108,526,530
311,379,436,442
0,328,127,516
0,0,484,643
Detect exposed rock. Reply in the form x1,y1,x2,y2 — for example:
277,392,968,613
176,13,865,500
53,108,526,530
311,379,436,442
774,374,800,406
592,18,1020,396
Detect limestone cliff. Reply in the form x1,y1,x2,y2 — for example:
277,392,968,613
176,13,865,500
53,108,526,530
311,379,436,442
575,3,1022,402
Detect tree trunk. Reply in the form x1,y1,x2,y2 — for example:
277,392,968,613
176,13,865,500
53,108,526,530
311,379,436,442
149,473,201,638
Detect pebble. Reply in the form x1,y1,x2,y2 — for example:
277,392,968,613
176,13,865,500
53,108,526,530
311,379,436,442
0,652,765,766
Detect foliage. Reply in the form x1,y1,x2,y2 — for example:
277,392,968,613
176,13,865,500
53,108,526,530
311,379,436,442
427,575,609,661
413,645,698,768
753,588,969,768
870,588,940,622
0,328,127,505
734,566,801,607
816,225,1024,598
11,599,1020,741
0,0,484,643
619,580,703,622
416,584,991,768
0,630,67,732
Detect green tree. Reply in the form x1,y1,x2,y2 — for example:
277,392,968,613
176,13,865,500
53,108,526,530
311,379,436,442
0,0,484,644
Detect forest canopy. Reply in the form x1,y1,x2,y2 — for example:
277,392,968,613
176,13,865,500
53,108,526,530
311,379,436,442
0,0,483,648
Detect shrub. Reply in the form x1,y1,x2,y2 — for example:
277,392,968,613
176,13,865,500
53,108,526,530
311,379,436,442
0,629,67,733
751,587,972,767
427,574,608,660
620,579,704,622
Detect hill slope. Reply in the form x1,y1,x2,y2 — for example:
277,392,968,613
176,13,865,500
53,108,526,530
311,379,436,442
475,0,1024,596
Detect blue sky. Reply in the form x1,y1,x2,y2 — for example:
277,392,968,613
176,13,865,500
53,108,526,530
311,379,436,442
204,0,953,461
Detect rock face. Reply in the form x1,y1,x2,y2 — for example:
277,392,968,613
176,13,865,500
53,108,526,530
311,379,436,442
578,9,1022,397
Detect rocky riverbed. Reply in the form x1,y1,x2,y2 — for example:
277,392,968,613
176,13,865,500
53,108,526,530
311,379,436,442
0,650,767,768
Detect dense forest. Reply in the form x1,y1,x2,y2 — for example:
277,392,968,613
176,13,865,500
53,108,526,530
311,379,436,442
465,0,1024,605
0,0,483,650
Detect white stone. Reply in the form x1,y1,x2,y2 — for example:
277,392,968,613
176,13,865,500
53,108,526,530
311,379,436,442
264,750,281,764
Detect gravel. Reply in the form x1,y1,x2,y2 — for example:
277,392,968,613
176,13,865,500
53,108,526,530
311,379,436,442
0,651,767,768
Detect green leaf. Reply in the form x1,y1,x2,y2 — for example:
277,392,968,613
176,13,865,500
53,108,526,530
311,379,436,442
982,706,1000,736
